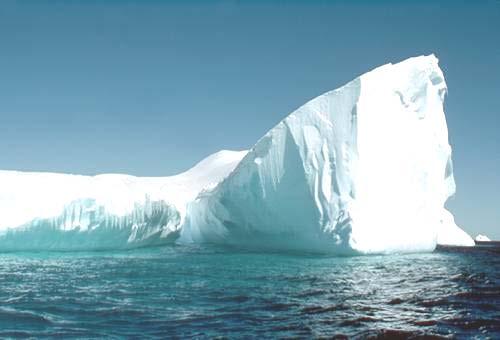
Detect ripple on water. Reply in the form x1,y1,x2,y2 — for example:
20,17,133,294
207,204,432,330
0,247,498,338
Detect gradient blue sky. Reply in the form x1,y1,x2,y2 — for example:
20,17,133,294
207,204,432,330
0,0,499,238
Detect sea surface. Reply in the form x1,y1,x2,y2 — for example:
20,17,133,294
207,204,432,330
0,245,498,338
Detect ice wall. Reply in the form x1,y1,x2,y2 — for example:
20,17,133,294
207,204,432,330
0,198,180,251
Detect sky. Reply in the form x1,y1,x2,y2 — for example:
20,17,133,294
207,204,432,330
0,0,499,239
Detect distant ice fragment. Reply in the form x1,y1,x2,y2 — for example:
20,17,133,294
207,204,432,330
475,234,491,242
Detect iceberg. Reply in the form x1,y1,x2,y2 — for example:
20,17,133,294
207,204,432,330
475,234,491,242
0,55,474,253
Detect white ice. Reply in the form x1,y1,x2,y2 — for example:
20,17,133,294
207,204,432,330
180,54,474,253
0,150,246,250
0,55,474,253
475,234,491,242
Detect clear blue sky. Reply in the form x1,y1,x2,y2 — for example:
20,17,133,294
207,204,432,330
0,0,499,239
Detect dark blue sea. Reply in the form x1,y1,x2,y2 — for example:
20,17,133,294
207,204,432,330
0,245,498,338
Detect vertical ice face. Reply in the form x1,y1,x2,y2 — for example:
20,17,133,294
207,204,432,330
0,198,181,251
180,55,474,253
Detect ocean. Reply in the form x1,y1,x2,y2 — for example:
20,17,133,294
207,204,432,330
0,245,498,338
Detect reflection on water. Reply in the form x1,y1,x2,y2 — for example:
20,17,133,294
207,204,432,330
0,245,498,338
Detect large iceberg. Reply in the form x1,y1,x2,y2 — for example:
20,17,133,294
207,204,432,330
0,55,474,253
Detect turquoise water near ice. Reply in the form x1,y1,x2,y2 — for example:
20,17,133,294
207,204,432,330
0,245,498,338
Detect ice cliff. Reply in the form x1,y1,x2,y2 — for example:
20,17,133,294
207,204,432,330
0,55,474,253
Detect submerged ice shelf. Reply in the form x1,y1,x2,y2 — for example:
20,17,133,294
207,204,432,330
0,55,474,253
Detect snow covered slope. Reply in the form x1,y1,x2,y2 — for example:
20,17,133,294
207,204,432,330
0,54,474,252
180,54,474,253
